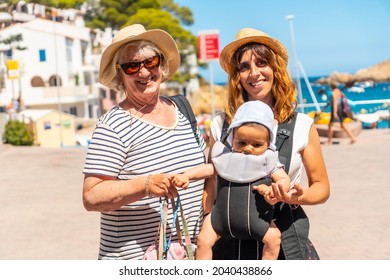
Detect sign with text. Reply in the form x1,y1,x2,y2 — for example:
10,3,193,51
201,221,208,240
198,30,219,62
6,59,19,80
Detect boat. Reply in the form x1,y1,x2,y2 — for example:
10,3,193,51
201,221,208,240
347,86,365,93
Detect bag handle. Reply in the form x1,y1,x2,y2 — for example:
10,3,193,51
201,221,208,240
173,196,194,260
158,194,194,260
159,197,178,259
158,197,168,260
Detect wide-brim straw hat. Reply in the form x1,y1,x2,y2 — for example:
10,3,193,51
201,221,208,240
219,28,288,73
99,24,180,89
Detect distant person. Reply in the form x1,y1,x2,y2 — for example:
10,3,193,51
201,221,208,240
173,101,291,260
205,27,330,260
82,24,206,259
314,88,331,123
327,81,357,144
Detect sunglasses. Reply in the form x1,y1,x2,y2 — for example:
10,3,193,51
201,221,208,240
117,55,161,75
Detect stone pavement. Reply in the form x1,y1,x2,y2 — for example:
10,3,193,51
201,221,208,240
0,128,389,260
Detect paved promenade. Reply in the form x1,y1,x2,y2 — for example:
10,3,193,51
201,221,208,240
0,127,389,260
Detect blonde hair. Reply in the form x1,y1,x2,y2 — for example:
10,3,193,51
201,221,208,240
225,43,297,124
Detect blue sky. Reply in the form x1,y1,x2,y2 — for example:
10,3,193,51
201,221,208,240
174,0,390,84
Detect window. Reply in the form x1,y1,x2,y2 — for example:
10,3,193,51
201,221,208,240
65,38,73,63
83,71,92,86
81,40,88,64
31,76,44,87
69,106,77,116
65,38,73,78
39,50,46,62
110,90,117,101
44,121,51,130
49,75,62,86
62,119,71,129
0,69,5,90
99,88,106,99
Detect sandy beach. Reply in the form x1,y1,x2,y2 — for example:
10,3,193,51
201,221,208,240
0,127,389,260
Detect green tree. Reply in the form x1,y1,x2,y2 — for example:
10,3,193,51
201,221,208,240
160,0,193,26
0,33,27,53
2,0,200,84
88,0,197,84
3,120,34,146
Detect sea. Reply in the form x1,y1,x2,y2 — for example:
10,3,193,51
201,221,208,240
217,77,390,129
299,76,390,129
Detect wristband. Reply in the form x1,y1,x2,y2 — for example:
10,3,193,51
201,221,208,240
145,175,151,197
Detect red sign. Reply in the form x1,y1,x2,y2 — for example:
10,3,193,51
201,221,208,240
198,30,219,62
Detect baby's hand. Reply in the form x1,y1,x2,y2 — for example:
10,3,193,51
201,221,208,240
253,184,278,205
253,184,271,196
172,174,190,190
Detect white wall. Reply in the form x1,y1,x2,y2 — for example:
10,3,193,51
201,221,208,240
0,18,99,118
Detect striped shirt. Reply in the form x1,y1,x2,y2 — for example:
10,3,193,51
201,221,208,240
83,102,206,259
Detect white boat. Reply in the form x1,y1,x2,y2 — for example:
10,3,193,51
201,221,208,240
347,86,365,93
355,109,389,124
356,113,380,124
376,109,390,120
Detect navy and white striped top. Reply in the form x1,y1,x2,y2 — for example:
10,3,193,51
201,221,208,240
83,101,206,259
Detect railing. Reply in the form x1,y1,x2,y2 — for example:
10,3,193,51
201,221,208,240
298,99,390,111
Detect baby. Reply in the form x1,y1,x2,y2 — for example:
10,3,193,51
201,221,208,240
173,101,290,260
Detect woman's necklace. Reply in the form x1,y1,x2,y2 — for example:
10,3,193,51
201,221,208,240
127,96,160,126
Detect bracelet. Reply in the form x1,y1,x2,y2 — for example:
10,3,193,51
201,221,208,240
145,175,151,197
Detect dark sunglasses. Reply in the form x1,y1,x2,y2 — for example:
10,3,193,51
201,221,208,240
117,55,161,75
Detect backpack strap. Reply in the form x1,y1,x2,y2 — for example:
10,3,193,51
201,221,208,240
168,94,200,146
275,112,297,173
220,118,232,150
273,112,310,260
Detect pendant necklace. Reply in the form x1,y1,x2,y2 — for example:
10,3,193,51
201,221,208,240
128,96,159,127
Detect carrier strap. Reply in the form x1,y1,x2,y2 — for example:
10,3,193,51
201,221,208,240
220,119,232,150
275,112,297,173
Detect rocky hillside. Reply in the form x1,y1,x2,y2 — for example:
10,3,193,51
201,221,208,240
187,84,228,115
315,59,390,85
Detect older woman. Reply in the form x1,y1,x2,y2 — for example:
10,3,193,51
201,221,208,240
82,24,206,260
206,28,330,259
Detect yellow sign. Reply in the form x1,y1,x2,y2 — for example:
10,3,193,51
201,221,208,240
6,60,19,79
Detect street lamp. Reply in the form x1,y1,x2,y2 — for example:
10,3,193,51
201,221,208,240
286,15,304,113
51,9,64,147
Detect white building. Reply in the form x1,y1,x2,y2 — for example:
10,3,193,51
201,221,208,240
0,4,105,119
0,1,201,123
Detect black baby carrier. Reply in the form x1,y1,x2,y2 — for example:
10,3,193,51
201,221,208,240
212,113,320,260
211,175,274,241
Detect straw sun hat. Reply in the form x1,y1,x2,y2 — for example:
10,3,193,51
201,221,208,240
219,28,288,73
99,24,180,90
